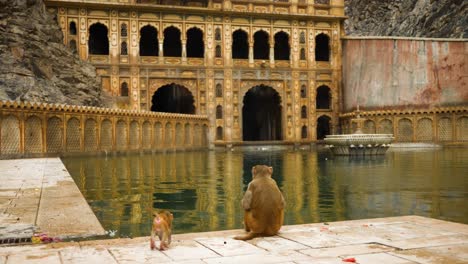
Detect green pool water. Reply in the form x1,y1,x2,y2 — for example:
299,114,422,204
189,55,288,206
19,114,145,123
62,147,468,238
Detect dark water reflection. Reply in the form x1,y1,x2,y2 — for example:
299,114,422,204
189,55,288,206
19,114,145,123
62,148,468,238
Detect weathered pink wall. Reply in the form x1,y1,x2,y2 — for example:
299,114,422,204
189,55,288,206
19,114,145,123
342,38,467,112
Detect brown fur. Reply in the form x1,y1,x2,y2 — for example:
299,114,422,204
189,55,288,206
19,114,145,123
234,165,285,241
150,210,173,250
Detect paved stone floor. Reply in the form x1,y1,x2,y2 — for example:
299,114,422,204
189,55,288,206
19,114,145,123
0,158,105,239
0,158,467,263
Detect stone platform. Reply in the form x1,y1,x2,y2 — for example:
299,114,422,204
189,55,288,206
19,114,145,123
0,158,105,240
0,216,467,263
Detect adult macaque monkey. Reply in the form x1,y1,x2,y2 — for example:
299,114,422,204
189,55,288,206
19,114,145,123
150,210,173,250
234,165,286,241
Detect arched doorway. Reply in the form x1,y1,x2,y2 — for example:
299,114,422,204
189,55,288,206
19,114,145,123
88,23,109,55
163,26,182,57
232,29,248,59
317,115,331,140
186,27,204,58
242,85,282,141
254,30,269,60
274,31,290,61
140,25,158,56
151,83,195,114
315,33,330,62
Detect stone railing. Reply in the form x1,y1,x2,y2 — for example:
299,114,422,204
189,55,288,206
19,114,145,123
339,106,468,143
0,101,210,159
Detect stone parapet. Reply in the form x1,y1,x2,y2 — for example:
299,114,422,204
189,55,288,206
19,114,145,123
339,107,468,143
0,101,210,159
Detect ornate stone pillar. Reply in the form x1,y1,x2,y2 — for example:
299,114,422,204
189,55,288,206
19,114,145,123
248,43,254,65
269,44,275,67
159,38,164,59
182,40,187,63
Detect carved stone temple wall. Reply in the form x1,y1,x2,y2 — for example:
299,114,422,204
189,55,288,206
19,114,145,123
44,0,346,145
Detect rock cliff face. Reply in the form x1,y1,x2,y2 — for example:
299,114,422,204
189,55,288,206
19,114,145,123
0,0,107,106
345,0,467,38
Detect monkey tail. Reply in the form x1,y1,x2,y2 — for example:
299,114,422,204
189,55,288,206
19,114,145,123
233,232,259,241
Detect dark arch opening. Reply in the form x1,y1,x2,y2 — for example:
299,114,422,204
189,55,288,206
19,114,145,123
216,83,223,97
69,40,77,53
300,85,307,98
301,125,308,139
121,82,129,97
232,30,248,59
301,106,307,119
121,41,128,55
121,23,127,37
187,27,204,58
317,115,331,140
151,83,195,114
88,23,109,55
140,25,159,56
69,21,77,35
163,26,182,57
243,85,282,141
215,28,221,41
215,45,222,57
254,30,269,60
300,48,306,60
316,85,331,109
274,31,290,61
315,33,330,61
216,105,223,119
216,126,223,140
299,31,305,44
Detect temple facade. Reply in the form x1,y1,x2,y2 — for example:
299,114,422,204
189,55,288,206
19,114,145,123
44,0,345,145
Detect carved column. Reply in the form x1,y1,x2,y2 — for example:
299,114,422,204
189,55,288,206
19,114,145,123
248,44,254,65
182,40,187,63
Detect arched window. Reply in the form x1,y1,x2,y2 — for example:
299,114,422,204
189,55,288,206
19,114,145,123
254,30,269,60
316,85,331,109
216,126,223,140
121,23,127,37
301,125,308,139
140,25,158,56
216,83,223,97
300,85,307,98
274,31,290,61
300,48,306,60
232,29,248,59
315,33,330,61
215,45,222,58
317,115,331,140
186,27,204,58
301,106,307,119
215,28,221,41
88,23,109,55
163,26,182,57
69,21,77,35
121,82,129,97
121,41,128,55
299,31,305,44
216,105,223,119
69,40,77,53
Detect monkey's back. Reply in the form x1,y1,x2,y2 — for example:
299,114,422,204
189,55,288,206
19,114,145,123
249,177,284,234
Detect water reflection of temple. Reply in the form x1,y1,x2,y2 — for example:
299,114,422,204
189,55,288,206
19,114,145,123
63,148,468,235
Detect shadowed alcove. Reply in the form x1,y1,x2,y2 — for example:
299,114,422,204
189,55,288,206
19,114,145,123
317,115,331,140
88,23,109,55
232,29,248,59
254,30,269,60
163,26,182,57
151,83,195,114
242,85,282,141
186,27,204,58
139,25,159,56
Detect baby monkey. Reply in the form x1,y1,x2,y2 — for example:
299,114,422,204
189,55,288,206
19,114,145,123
150,210,173,251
